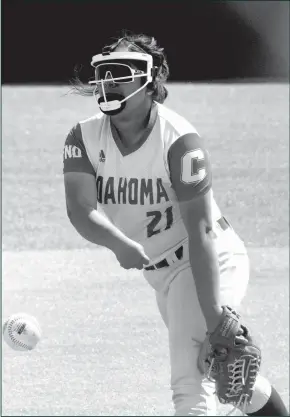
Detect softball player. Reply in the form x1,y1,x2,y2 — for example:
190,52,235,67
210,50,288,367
63,32,288,416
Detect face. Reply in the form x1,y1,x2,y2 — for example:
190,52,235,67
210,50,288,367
95,45,152,117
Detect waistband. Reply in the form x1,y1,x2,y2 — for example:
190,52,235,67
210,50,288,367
145,216,231,271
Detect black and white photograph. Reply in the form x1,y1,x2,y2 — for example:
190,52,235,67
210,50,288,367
2,1,289,416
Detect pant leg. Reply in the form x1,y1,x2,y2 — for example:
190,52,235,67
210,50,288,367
155,252,251,416
167,265,217,416
246,375,272,414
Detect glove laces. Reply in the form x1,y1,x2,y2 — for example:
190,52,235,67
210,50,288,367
207,355,261,416
226,356,261,416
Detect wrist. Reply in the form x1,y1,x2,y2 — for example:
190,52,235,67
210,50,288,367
107,231,133,254
204,305,223,333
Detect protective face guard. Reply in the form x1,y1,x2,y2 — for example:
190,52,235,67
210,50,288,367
89,51,153,84
90,63,148,85
88,51,154,112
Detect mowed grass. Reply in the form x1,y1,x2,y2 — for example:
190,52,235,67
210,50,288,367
2,84,289,416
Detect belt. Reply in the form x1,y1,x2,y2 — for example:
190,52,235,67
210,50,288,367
144,217,230,271
145,246,184,271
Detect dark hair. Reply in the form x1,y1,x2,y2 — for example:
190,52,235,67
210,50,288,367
70,31,169,103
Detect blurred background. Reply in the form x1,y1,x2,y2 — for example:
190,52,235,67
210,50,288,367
3,0,289,84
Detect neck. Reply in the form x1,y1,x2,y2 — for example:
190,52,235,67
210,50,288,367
110,98,153,137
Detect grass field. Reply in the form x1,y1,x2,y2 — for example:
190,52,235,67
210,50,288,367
2,84,289,416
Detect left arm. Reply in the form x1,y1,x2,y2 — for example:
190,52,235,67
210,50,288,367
168,133,222,332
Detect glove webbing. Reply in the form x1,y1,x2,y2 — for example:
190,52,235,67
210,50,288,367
207,355,260,415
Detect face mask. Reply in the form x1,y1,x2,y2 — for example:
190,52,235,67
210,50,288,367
89,52,155,115
93,70,150,115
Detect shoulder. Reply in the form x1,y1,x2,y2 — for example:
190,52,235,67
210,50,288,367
63,122,96,176
64,123,84,151
168,132,206,160
168,132,212,201
78,112,107,151
156,102,198,137
79,112,105,127
65,111,105,146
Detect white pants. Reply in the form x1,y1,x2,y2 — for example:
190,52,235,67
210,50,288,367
143,232,271,415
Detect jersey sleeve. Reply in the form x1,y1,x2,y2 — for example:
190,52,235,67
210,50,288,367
167,133,212,201
63,123,95,175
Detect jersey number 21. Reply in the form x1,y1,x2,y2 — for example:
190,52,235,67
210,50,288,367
146,206,173,238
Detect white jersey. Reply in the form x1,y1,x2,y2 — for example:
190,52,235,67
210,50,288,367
63,102,246,262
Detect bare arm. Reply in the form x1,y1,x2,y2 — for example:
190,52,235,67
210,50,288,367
63,124,149,270
64,171,132,252
178,192,222,331
168,133,222,332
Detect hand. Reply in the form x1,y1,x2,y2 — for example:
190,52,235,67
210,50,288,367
206,306,248,344
114,239,150,270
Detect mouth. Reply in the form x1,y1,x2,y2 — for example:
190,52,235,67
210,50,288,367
98,92,125,103
97,92,127,115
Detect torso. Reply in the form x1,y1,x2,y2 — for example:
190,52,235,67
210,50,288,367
65,102,246,261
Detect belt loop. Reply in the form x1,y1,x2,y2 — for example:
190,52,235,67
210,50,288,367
166,252,177,265
145,245,184,271
165,246,183,265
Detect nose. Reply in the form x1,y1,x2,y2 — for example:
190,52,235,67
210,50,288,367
97,81,117,96
103,71,117,89
105,80,117,89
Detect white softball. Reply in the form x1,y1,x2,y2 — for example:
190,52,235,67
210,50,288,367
2,313,42,351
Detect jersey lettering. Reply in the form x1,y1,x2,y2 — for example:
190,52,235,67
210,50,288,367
140,179,154,205
118,177,127,204
181,149,206,184
96,176,169,205
128,179,139,205
104,177,116,204
63,124,95,175
63,145,82,159
156,178,170,203
168,133,212,201
146,206,174,238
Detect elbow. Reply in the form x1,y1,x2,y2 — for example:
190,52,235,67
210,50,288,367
187,225,216,250
205,224,216,240
66,203,87,233
67,209,80,235
66,205,73,223
66,202,99,244
188,218,213,239
66,204,79,228
67,210,91,242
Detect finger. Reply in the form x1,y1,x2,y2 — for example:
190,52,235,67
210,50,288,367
129,260,144,270
235,335,248,345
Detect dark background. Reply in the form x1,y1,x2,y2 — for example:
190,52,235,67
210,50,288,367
2,0,289,83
